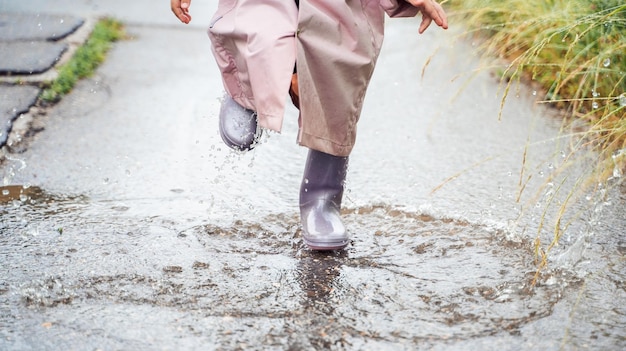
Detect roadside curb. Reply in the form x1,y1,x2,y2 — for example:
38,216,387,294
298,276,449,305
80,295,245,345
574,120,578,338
0,13,96,161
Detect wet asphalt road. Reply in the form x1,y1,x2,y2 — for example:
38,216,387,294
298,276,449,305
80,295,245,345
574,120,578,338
1,1,625,350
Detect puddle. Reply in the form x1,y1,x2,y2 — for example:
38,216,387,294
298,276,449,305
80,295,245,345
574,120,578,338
3,191,622,350
1,185,44,204
0,184,88,209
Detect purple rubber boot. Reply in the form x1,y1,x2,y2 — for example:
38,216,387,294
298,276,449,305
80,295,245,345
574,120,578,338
300,149,349,250
219,94,262,151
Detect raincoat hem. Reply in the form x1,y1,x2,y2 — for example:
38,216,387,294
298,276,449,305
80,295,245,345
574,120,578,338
298,131,353,157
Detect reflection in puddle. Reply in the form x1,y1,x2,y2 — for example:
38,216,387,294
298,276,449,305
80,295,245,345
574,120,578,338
298,251,345,309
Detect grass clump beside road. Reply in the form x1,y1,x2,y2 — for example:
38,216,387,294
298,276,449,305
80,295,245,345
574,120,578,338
448,0,625,174
446,1,625,271
40,18,125,103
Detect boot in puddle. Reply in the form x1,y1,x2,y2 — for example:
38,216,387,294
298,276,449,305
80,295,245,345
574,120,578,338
219,94,262,151
300,149,349,250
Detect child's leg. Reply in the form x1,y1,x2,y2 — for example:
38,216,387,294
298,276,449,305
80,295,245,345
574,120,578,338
208,0,298,133
294,1,388,250
295,0,387,157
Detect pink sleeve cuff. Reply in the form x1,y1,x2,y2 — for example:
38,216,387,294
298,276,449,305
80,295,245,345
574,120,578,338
380,0,420,18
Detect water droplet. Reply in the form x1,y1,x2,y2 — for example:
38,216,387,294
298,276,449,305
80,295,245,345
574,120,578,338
304,178,309,184
19,194,28,202
592,101,599,109
619,93,626,107
592,90,600,98
59,19,64,24
1,189,9,196
603,58,611,67
532,90,537,96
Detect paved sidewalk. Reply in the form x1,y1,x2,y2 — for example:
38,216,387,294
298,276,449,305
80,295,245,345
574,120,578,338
0,12,88,146
0,0,215,150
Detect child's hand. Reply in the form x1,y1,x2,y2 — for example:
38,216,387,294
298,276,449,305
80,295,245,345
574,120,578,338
171,0,192,24
405,0,448,33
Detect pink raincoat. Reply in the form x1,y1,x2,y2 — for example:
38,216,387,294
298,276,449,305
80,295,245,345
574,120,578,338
208,0,418,156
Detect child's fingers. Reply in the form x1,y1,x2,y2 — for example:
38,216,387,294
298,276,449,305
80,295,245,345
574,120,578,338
418,1,448,33
174,10,191,23
419,15,433,34
181,0,192,22
171,0,192,23
433,3,448,29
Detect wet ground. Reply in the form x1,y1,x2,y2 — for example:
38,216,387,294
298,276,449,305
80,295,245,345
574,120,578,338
1,1,625,350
